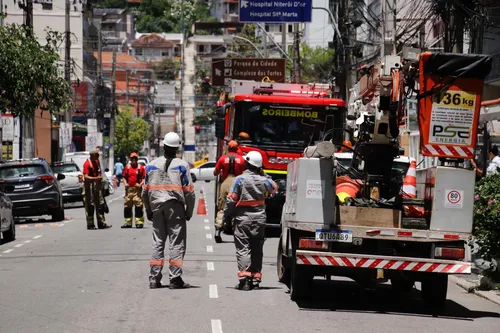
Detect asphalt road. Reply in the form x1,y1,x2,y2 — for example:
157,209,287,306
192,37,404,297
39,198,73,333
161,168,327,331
1,182,500,333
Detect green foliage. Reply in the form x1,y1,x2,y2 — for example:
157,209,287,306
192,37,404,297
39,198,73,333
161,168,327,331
95,0,128,8
134,0,213,34
115,107,150,156
290,44,334,84
0,25,71,117
229,24,262,57
473,173,500,260
151,58,180,81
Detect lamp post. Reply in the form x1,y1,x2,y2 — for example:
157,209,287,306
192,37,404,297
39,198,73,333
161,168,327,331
223,35,265,58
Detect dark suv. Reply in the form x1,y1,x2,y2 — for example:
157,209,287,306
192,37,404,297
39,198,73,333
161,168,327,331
0,158,66,221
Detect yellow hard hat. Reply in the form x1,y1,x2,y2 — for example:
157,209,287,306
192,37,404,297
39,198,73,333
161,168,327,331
337,192,351,203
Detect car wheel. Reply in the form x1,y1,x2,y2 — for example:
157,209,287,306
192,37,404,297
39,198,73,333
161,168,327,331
52,206,65,222
2,218,16,242
191,174,197,183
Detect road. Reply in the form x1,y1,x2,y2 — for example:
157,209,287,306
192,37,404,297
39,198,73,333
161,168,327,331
1,182,500,333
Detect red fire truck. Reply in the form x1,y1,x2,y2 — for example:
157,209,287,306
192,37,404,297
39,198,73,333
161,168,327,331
213,80,346,242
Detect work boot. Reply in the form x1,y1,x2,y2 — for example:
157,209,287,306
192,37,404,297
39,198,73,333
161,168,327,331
87,225,96,230
169,277,191,289
122,217,133,228
235,277,252,291
98,222,112,229
149,282,162,289
121,224,132,228
136,217,144,228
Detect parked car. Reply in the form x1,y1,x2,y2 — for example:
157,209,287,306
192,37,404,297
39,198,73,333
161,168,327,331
0,158,66,221
138,156,149,165
190,161,217,183
0,191,15,242
63,152,111,196
51,161,83,204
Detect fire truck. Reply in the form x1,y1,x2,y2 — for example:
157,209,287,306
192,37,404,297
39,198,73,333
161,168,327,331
277,52,492,311
213,80,346,243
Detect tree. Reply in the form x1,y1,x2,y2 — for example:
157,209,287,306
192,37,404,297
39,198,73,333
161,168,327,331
0,25,71,117
150,58,180,81
229,24,262,57
115,107,150,157
95,0,127,8
285,44,334,83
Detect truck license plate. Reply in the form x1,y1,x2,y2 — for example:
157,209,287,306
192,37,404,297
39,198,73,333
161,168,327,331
315,230,353,243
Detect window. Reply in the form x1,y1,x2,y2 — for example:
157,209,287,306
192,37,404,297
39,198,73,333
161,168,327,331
265,24,269,32
0,165,47,178
288,24,293,33
200,162,216,169
161,50,169,57
135,48,143,56
198,44,205,53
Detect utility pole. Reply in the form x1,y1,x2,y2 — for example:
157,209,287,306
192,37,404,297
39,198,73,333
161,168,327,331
136,78,141,117
282,23,287,57
334,0,347,101
292,23,301,83
63,0,72,158
97,28,104,133
125,70,129,105
109,49,117,171
20,0,35,158
180,0,186,157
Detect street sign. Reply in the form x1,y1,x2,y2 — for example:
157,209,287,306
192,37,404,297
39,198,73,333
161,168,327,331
1,114,14,142
59,122,73,148
211,58,286,86
239,0,312,23
86,133,103,151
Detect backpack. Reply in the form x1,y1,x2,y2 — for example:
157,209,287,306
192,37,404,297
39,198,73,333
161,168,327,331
228,153,236,175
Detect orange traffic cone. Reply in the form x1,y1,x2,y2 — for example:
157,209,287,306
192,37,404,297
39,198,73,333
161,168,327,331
196,197,207,216
402,159,417,198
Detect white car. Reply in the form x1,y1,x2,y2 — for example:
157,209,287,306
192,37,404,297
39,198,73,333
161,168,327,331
190,161,217,183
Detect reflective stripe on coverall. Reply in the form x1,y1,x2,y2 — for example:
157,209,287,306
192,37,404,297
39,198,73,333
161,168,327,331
142,157,196,283
224,169,278,282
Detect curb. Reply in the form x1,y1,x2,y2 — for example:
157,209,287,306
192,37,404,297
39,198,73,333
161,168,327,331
450,275,500,306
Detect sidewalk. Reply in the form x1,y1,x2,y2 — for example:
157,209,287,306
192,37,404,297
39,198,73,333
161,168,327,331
450,246,500,306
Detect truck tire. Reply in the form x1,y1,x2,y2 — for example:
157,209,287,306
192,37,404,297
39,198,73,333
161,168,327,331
191,174,197,183
290,261,313,301
2,219,15,243
277,236,290,287
421,274,448,310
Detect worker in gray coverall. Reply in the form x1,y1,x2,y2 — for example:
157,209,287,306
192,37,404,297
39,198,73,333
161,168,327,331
223,151,278,291
143,132,196,289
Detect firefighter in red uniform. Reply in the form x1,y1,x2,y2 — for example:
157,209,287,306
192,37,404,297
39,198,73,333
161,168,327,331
83,148,111,230
213,140,245,237
122,152,147,228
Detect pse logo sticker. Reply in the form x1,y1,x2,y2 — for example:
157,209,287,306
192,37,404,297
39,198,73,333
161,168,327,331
429,90,477,146
306,180,324,199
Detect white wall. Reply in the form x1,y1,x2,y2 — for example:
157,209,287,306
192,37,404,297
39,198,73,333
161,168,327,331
302,0,335,48
4,1,86,80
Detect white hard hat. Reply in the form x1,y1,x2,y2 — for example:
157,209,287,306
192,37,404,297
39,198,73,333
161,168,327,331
245,151,263,168
163,132,181,148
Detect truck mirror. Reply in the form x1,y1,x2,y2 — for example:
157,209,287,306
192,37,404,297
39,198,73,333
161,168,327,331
215,118,225,140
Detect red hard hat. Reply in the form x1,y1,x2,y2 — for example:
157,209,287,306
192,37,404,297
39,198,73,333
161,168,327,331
342,140,353,148
130,152,139,159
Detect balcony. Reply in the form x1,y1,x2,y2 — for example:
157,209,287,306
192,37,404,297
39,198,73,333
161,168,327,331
223,13,239,23
485,51,500,86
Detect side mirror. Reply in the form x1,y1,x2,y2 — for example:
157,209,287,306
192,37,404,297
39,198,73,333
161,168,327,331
215,117,225,140
57,173,66,180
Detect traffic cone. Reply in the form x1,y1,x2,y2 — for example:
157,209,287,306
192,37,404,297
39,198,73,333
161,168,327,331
402,159,417,198
196,197,207,215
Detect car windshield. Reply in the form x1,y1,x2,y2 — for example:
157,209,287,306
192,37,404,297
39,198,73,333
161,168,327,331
0,165,46,178
233,102,344,151
52,164,80,173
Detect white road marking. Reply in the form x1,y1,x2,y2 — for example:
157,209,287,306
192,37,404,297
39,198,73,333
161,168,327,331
207,245,213,253
207,262,214,271
206,233,212,239
209,284,218,298
24,240,31,244
33,235,42,239
14,244,24,248
2,249,14,253
204,219,209,223
211,319,223,333
108,197,122,204
205,225,210,230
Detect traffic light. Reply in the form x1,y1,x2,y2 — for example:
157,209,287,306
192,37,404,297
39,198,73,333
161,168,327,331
195,125,201,134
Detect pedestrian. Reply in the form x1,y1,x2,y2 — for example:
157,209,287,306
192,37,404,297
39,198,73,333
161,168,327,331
82,148,111,230
487,145,500,175
223,151,278,291
114,157,124,187
213,140,245,238
122,152,146,229
143,132,196,289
